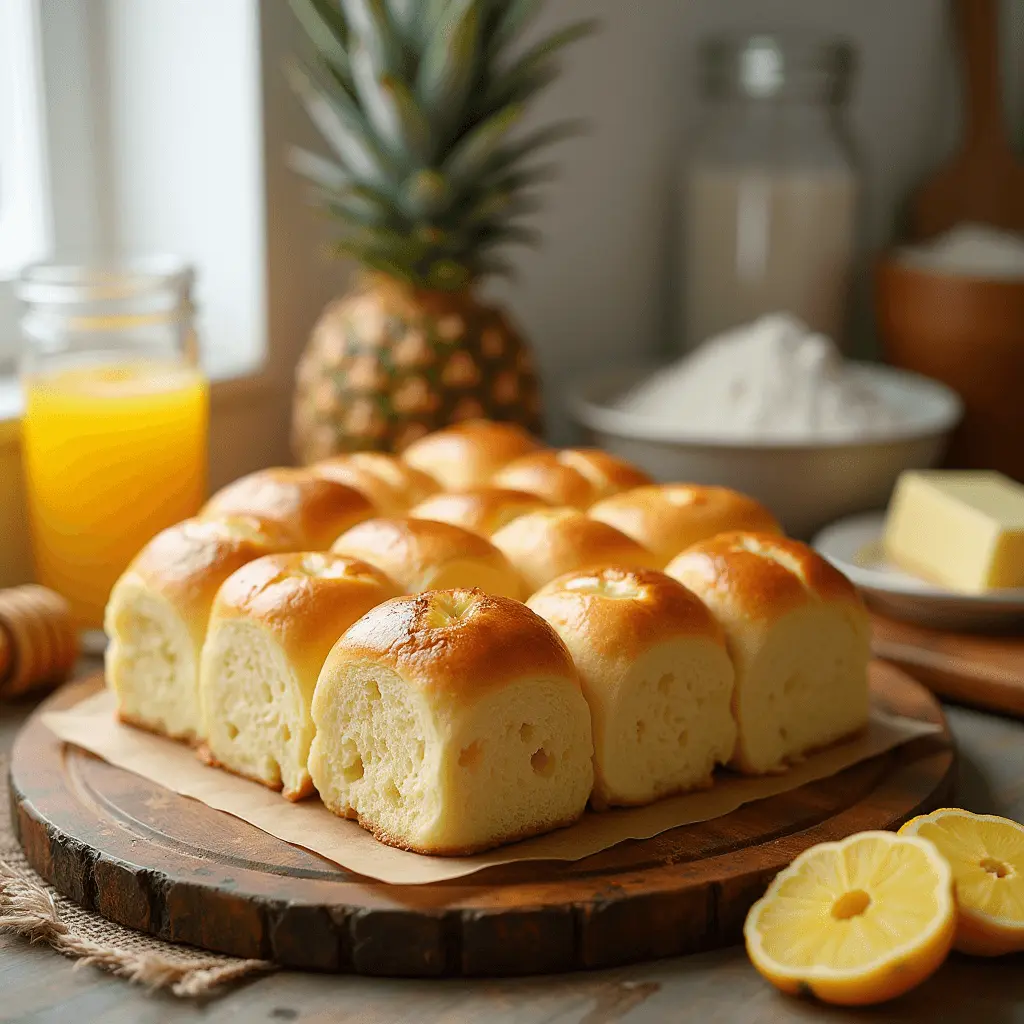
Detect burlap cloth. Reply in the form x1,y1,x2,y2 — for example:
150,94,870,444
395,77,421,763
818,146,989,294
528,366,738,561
0,755,273,997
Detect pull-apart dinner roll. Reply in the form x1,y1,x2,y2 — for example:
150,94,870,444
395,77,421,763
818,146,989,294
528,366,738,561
492,448,652,509
490,507,658,595
311,452,439,514
331,516,522,598
199,552,399,799
202,467,376,549
400,418,544,490
588,484,781,567
308,589,594,854
407,486,550,537
105,516,292,742
665,533,870,774
528,567,735,809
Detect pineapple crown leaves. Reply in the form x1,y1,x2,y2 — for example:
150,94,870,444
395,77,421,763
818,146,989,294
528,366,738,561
286,0,596,291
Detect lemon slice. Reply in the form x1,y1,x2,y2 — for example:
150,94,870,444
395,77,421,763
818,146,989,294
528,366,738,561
744,830,955,1005
900,808,1024,956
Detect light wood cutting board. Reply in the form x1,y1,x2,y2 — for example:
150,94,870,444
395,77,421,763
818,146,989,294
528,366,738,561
873,613,1024,718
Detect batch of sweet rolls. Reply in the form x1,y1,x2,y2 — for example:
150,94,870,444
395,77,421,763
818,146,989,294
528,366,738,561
104,419,871,857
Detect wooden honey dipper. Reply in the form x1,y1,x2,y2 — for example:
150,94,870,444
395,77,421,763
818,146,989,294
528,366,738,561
0,584,79,699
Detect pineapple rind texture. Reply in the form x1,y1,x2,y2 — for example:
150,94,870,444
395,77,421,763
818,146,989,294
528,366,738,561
291,279,543,461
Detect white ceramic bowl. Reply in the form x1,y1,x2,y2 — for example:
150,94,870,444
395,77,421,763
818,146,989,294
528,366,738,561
568,363,962,539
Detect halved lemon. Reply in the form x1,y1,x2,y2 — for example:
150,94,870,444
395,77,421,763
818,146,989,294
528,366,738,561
900,808,1024,956
744,831,955,1006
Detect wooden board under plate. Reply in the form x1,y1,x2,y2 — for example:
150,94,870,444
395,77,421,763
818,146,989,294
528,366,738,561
9,666,954,977
873,613,1024,719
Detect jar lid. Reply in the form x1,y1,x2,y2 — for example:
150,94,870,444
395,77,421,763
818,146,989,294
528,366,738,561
701,33,855,102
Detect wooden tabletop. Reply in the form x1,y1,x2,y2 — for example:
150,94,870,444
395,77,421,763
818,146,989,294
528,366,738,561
4,678,1022,1023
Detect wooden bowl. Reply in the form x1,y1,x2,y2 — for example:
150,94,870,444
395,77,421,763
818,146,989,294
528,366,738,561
876,255,1024,481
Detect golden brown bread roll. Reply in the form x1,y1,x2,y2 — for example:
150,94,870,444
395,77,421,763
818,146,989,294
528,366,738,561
588,484,782,567
202,467,376,549
105,516,294,742
527,566,736,809
199,552,399,799
492,448,652,509
665,532,870,774
400,419,544,490
308,589,594,854
331,516,522,598
407,487,550,537
311,452,439,514
490,507,659,595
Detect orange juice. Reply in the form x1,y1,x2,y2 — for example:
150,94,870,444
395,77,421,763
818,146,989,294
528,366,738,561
22,360,209,629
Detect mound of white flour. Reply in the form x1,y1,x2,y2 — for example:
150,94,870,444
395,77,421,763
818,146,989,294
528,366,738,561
616,314,902,441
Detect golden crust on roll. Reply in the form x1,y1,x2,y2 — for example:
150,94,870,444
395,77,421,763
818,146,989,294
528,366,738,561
331,516,522,598
588,484,781,567
311,452,439,514
492,448,652,509
400,418,544,490
665,532,870,774
527,566,736,809
202,467,376,550
490,507,659,595
407,487,550,537
105,516,293,743
199,552,399,799
308,589,594,854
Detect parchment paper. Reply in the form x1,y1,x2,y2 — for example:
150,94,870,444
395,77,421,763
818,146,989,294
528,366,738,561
42,688,942,885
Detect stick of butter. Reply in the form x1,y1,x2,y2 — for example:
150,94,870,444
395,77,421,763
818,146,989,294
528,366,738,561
884,470,1024,593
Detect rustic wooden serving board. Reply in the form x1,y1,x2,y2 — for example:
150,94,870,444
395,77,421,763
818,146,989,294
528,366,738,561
9,666,954,977
873,613,1024,719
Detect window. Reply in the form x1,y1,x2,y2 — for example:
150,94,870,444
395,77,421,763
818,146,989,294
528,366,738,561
98,0,268,380
0,0,50,369
0,0,270,380
0,0,49,277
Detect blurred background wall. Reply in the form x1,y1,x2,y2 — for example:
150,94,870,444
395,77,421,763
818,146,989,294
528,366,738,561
491,0,1024,442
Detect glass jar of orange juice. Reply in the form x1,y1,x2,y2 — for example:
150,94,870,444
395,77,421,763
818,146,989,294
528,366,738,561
17,259,209,641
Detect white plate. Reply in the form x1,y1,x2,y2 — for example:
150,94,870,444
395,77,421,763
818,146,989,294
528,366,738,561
813,511,1024,631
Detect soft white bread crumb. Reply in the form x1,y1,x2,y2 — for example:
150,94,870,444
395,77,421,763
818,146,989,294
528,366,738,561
202,467,376,549
665,532,870,774
199,552,399,799
491,507,659,595
311,452,439,514
588,484,781,567
407,487,551,537
308,589,594,854
400,419,544,490
492,449,651,509
104,516,293,743
331,516,523,598
527,566,735,808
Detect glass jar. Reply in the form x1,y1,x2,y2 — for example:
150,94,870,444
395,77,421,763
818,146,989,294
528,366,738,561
17,259,209,636
679,34,860,351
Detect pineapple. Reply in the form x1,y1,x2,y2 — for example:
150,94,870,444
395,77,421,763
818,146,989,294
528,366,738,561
287,0,593,460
